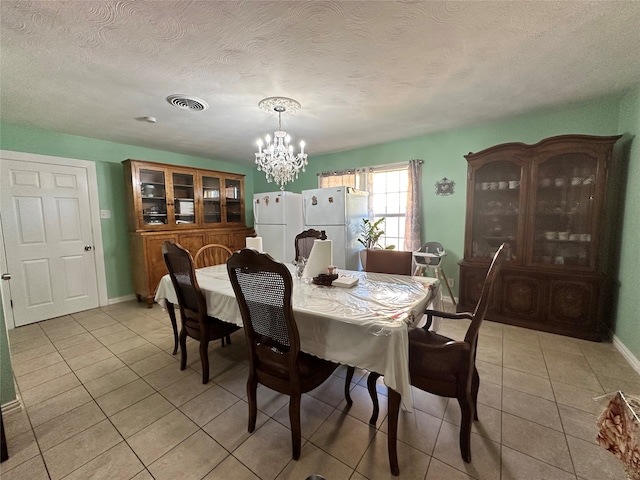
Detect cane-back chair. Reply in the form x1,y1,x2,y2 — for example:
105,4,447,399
294,229,327,261
227,248,348,460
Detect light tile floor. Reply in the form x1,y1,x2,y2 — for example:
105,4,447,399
1,299,635,479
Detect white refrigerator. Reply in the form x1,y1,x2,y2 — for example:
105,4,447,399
302,186,368,271
253,191,303,263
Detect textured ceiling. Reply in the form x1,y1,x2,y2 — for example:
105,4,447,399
1,1,640,165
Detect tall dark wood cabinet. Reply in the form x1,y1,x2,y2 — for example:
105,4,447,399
123,159,254,306
458,134,622,340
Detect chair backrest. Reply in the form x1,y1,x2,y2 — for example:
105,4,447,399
464,243,509,345
414,241,445,266
162,241,206,320
365,249,413,276
227,249,301,369
194,243,233,268
294,229,327,261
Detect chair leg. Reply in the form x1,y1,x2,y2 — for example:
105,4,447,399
472,367,480,421
457,395,473,463
165,300,179,355
345,366,354,406
438,267,457,306
247,376,258,433
367,372,381,425
289,393,302,460
199,339,210,384
226,334,232,345
179,329,188,371
387,388,401,476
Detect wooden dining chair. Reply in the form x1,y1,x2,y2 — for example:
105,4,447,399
404,243,508,463
227,248,350,460
294,229,327,261
162,241,240,384
365,249,413,276
194,243,233,268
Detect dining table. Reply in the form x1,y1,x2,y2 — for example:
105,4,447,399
154,263,442,475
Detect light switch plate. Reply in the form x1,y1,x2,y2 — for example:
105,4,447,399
100,210,111,219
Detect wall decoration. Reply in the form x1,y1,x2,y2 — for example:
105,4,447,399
435,177,455,196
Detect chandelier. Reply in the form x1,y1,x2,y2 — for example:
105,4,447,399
254,97,308,190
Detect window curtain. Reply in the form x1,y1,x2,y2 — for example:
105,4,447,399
404,159,422,251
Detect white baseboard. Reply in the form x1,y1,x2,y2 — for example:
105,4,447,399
108,294,137,305
1,396,22,415
612,333,640,377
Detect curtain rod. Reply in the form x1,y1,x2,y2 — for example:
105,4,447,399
318,159,423,176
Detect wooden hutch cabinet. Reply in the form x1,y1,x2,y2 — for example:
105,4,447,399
123,159,253,306
458,134,622,340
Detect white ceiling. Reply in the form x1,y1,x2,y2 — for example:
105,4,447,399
2,1,640,165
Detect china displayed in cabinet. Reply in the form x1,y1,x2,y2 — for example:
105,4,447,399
458,134,622,340
123,159,253,306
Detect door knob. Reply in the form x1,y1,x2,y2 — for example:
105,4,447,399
1,273,10,280
84,245,93,251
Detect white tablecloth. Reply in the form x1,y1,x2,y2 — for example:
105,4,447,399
155,265,442,410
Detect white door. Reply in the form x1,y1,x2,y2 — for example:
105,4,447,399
1,160,99,326
302,187,346,226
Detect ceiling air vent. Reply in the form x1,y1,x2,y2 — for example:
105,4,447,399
166,95,208,111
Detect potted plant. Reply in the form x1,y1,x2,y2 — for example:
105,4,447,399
357,218,395,269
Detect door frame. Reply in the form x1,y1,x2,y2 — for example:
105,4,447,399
0,150,108,329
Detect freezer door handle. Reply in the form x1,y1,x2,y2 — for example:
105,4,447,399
253,198,260,224
302,196,307,226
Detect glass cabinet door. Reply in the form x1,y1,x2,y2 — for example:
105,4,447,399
202,175,222,225
172,172,195,226
531,153,597,268
223,178,242,223
139,168,168,226
470,160,522,261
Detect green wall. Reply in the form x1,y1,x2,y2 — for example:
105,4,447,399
254,94,623,298
615,86,640,355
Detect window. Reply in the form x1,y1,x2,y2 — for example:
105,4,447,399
370,167,408,249
318,170,356,189
319,164,409,249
